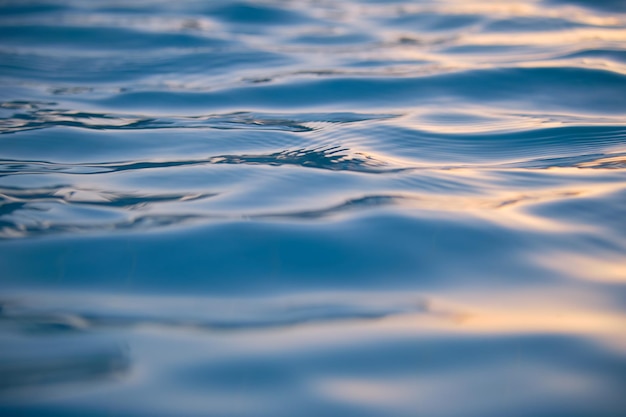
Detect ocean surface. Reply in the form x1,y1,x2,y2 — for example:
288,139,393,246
1,0,625,416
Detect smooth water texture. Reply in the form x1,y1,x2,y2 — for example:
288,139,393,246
1,1,625,416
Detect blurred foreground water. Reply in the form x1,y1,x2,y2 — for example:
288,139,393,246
0,1,625,416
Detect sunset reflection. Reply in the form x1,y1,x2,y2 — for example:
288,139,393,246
1,0,625,416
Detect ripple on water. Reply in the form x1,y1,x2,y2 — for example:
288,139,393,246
0,0,625,416
0,104,397,134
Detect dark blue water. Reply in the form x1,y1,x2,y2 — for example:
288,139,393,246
1,1,626,416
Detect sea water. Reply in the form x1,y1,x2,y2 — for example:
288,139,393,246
0,1,625,416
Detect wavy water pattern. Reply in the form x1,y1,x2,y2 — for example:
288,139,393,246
0,1,625,416
0,104,397,134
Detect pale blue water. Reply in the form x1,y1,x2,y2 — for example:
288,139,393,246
1,1,626,416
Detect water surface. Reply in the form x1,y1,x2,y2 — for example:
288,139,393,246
1,1,625,416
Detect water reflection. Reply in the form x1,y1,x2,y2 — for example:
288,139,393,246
1,289,624,416
0,0,625,416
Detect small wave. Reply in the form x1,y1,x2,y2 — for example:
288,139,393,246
0,24,231,51
0,47,291,85
543,0,626,13
363,124,626,165
0,185,599,239
501,151,626,169
0,185,214,210
205,2,315,26
88,67,626,114
555,48,626,63
209,146,404,174
0,293,431,333
0,348,129,396
0,105,396,134
254,195,410,221
0,145,402,177
0,213,205,239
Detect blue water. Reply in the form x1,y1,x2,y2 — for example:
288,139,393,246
1,1,625,416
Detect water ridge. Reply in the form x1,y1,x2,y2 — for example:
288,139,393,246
1,1,625,416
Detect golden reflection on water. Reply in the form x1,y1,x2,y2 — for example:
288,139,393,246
352,0,626,79
362,0,625,25
577,155,626,168
379,299,621,333
535,253,626,283
315,378,412,407
354,177,625,234
462,29,626,47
